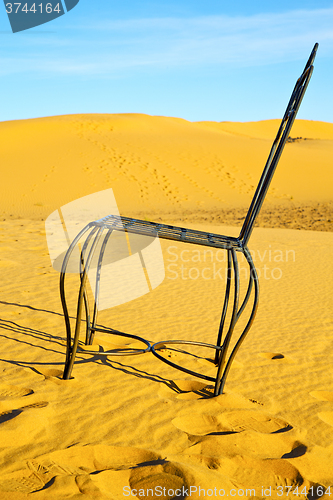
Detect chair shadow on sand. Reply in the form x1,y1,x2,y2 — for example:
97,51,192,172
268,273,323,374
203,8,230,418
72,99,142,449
0,300,193,391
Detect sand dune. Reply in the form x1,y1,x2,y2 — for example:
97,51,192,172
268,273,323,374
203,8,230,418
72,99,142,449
1,114,333,228
0,114,333,498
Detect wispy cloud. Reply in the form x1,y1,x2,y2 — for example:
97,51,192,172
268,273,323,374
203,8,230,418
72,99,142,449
86,8,333,65
1,8,333,76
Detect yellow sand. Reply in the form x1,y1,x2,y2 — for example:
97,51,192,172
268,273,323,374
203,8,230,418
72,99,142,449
0,114,333,498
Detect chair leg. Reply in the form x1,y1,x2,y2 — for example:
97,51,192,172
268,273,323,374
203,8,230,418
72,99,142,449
63,226,104,380
83,289,91,345
80,226,98,346
60,223,94,379
60,270,72,376
88,228,113,346
214,247,259,396
215,249,232,365
214,249,240,395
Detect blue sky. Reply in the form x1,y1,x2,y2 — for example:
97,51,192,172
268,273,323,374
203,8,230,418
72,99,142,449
1,0,332,123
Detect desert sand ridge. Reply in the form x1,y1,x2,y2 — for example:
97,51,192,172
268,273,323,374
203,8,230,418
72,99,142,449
1,113,333,229
0,114,333,497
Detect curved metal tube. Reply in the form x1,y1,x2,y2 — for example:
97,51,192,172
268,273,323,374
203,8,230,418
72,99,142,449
63,226,104,379
151,340,222,382
88,228,114,346
236,270,253,320
214,247,259,395
79,226,100,345
83,289,91,345
214,249,232,364
80,327,151,355
62,225,153,377
214,249,240,395
150,247,258,395
60,223,96,373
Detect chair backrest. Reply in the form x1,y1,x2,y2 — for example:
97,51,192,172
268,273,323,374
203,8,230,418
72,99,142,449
239,43,318,247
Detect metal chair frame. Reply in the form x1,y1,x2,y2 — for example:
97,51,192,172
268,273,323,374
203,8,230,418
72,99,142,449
60,44,317,395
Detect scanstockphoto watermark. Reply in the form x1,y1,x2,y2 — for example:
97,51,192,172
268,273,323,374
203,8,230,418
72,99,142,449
123,486,258,498
123,485,332,498
165,245,296,281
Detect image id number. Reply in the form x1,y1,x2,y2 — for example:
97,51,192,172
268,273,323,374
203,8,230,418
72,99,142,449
5,3,62,14
276,485,331,497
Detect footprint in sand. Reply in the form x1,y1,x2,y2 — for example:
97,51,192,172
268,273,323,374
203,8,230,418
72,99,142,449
158,379,266,405
173,412,233,436
0,401,48,424
223,410,292,433
259,352,286,360
0,461,53,493
158,379,213,400
282,441,308,459
317,412,333,427
129,463,187,500
310,391,333,426
29,445,160,475
38,368,64,379
0,445,185,497
180,437,314,493
310,390,333,402
203,455,311,492
184,432,307,462
0,383,33,400
0,475,46,493
173,409,291,435
34,368,77,385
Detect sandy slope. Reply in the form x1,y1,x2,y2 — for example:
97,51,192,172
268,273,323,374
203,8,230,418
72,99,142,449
0,114,333,498
1,114,333,227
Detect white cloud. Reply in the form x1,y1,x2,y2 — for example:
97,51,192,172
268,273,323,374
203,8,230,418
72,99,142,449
88,8,332,66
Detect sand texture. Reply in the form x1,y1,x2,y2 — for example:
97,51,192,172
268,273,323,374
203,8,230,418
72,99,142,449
0,114,333,498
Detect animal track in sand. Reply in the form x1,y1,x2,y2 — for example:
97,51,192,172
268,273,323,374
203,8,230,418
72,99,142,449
204,158,255,196
173,409,291,436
